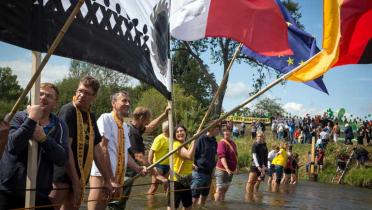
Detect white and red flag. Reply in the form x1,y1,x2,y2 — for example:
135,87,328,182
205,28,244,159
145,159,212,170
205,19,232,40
170,0,292,56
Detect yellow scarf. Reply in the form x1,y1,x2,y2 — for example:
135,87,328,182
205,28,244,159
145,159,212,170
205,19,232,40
72,96,94,204
111,111,126,196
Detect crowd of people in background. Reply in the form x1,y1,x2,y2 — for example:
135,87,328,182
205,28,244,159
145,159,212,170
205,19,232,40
271,114,372,146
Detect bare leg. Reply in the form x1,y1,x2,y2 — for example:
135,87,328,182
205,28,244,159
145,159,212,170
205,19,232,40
246,172,257,193
49,182,72,210
88,176,109,210
147,175,159,195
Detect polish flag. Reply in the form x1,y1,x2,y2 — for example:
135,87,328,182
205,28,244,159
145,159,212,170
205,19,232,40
170,0,292,56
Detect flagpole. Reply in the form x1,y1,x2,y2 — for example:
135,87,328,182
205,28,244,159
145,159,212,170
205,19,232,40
24,51,41,208
127,50,311,182
4,0,85,123
196,43,243,132
167,0,175,208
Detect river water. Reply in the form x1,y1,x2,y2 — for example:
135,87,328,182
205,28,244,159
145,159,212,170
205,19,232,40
125,173,372,210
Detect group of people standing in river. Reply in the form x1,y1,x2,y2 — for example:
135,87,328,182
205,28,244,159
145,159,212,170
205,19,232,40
0,75,242,210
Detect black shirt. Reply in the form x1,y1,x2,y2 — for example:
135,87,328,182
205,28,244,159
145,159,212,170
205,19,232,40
194,134,217,175
251,142,268,167
57,102,101,178
126,123,146,177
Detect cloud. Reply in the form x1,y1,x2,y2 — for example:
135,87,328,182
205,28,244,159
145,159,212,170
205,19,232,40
357,77,372,82
0,59,69,87
284,102,324,116
225,82,250,98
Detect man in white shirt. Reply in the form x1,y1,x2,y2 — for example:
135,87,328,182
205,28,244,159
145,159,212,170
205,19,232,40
88,91,146,210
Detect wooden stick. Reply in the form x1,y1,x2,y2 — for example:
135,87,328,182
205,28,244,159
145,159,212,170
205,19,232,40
4,0,86,123
197,43,243,133
24,51,41,208
126,52,318,183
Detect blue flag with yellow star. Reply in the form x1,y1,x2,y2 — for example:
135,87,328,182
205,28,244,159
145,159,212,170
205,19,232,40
241,0,328,94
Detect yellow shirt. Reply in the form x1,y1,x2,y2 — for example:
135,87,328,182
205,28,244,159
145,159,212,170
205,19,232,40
150,133,169,165
272,148,287,167
172,140,193,181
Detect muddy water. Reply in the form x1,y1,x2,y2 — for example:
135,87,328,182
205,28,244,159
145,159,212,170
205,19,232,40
125,173,372,210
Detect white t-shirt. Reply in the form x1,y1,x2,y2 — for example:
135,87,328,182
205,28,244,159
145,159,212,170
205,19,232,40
91,113,131,176
267,150,277,167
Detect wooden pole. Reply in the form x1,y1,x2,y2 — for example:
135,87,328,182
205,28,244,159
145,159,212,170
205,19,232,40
197,43,243,133
126,52,321,183
309,137,317,181
4,0,85,123
167,54,175,209
25,51,41,208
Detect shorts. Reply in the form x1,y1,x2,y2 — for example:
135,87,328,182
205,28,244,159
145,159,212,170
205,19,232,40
191,171,212,198
284,168,292,175
291,169,297,174
168,181,192,208
215,168,233,188
274,165,284,183
53,165,72,185
268,165,275,177
155,164,170,175
250,166,265,180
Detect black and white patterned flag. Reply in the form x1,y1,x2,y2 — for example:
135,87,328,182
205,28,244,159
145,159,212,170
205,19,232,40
0,0,170,99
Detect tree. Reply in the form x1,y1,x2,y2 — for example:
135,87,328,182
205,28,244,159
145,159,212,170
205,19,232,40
171,0,303,118
0,67,27,119
252,97,285,118
172,49,213,108
55,60,137,117
136,85,205,134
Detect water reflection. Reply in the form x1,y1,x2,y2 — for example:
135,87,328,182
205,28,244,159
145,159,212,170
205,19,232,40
123,173,372,210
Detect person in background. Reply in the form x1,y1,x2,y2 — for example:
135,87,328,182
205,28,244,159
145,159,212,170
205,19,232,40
214,126,238,202
267,145,279,187
167,125,196,210
192,123,220,207
344,123,354,145
147,121,170,195
122,105,170,209
246,131,268,193
271,142,288,191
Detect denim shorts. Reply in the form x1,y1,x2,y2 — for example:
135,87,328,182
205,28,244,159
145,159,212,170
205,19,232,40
191,171,212,198
215,168,233,188
155,164,170,175
275,165,284,183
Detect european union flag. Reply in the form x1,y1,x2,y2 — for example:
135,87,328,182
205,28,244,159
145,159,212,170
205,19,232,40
241,0,328,94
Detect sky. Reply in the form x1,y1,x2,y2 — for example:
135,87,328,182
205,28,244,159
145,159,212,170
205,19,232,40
0,0,371,119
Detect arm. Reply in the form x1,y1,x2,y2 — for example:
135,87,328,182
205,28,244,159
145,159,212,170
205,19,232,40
148,149,154,164
0,121,10,155
178,141,196,160
221,157,232,174
127,154,146,174
7,113,36,155
64,138,80,185
144,106,170,133
100,137,114,177
38,121,69,166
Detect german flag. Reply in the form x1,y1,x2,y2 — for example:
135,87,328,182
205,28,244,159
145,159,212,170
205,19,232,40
287,0,372,82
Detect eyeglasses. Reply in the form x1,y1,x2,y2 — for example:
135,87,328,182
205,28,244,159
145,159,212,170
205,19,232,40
76,89,95,97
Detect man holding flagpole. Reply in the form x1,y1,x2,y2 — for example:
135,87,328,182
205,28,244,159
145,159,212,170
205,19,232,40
50,76,118,209
88,91,147,210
